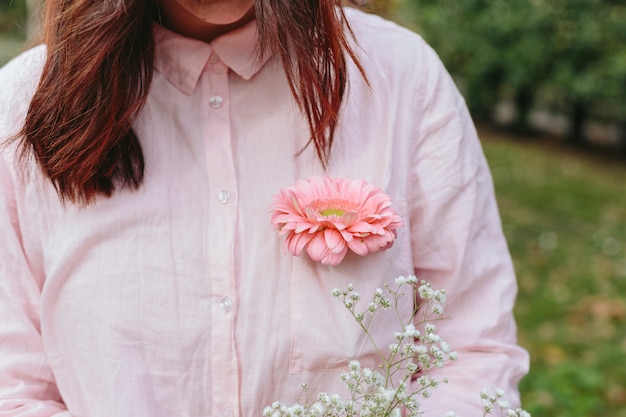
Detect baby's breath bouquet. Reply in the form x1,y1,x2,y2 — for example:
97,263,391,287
263,275,530,417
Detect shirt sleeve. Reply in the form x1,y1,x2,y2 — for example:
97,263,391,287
0,45,73,416
0,155,73,416
408,42,529,416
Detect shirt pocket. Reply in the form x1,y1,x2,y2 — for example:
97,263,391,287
287,199,413,374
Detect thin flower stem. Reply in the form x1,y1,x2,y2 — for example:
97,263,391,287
348,309,386,362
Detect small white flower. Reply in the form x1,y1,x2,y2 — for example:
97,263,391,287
331,288,341,297
348,360,361,371
418,284,434,300
498,399,511,409
427,333,441,343
430,346,445,361
406,362,418,374
378,296,391,308
403,342,417,355
432,303,444,314
395,276,407,285
495,388,505,397
434,289,447,304
380,388,396,403
290,404,304,416
311,403,325,415
413,344,427,355
403,324,420,338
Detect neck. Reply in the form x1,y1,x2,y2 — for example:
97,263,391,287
158,2,256,43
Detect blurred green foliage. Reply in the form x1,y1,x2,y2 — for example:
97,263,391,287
0,0,28,66
0,0,27,35
395,0,626,144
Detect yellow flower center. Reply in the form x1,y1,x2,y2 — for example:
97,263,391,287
320,208,345,217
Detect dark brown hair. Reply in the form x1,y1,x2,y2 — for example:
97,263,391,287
18,0,365,205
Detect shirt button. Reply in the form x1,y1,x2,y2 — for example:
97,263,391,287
218,190,231,204
219,297,233,312
209,95,223,109
222,408,234,417
208,53,219,64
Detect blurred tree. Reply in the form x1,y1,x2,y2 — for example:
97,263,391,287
540,0,625,145
0,0,27,36
348,0,401,19
397,0,626,146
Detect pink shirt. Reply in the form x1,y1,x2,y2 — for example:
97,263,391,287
0,9,528,417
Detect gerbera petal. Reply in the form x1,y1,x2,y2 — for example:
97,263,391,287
340,211,359,226
347,221,374,234
339,230,354,242
364,234,391,252
344,178,364,202
322,246,349,266
324,229,346,253
306,233,331,262
347,238,369,256
287,231,315,256
294,222,315,234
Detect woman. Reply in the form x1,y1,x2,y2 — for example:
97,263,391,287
0,0,529,416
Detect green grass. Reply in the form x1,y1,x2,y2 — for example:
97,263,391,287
481,130,626,417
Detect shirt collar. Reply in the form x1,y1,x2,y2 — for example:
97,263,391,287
153,19,270,95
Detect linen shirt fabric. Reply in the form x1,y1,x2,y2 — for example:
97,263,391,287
0,8,529,417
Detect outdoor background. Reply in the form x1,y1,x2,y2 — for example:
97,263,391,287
1,1,625,416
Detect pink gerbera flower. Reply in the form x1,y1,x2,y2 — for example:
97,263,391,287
270,176,403,266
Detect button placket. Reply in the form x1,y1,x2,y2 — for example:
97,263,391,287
201,65,240,417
